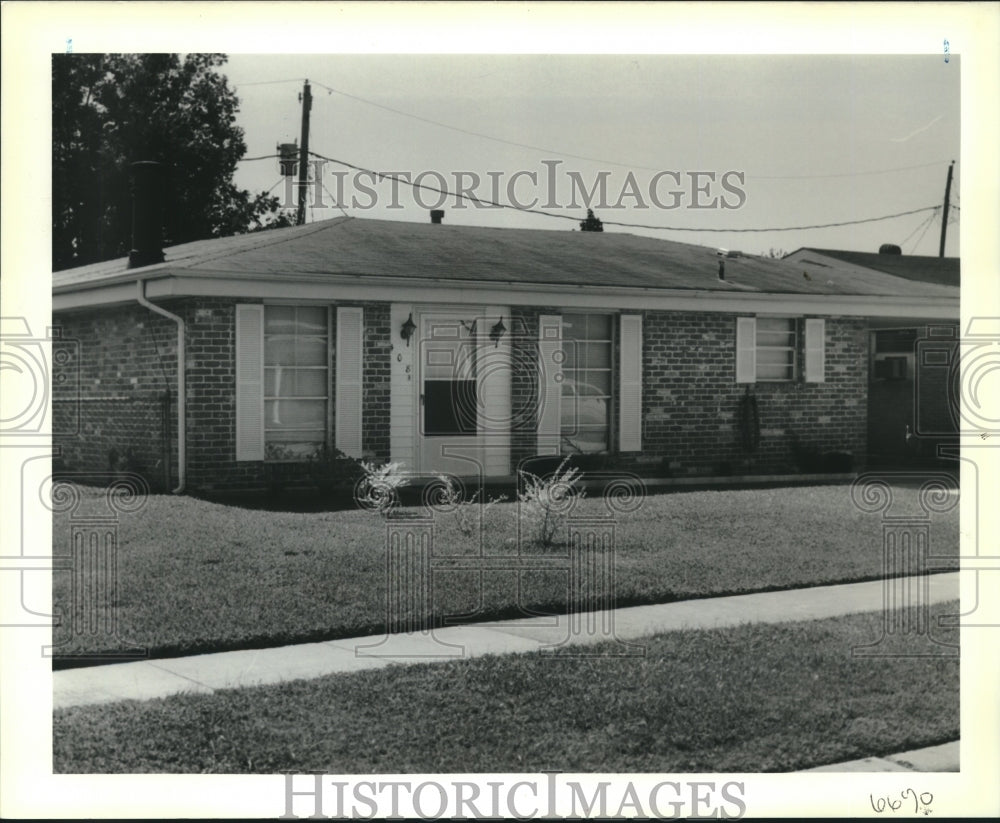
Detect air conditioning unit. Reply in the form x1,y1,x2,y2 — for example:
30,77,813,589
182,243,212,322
874,356,907,380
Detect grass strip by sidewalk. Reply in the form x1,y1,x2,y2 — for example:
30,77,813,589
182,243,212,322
52,483,959,662
53,601,959,774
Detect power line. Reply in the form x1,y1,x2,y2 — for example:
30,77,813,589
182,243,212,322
310,80,664,172
899,209,938,252
321,180,350,219
308,149,941,234
310,79,951,182
238,76,956,182
912,210,938,252
234,78,304,88
750,160,951,181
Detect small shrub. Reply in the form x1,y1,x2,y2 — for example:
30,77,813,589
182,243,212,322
306,445,364,497
434,475,508,537
517,457,585,547
355,460,410,517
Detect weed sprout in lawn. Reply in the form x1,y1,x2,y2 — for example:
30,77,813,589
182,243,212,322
517,457,586,547
430,475,508,538
355,461,410,517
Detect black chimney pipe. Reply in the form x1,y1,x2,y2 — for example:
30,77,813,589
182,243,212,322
128,161,166,269
430,209,444,224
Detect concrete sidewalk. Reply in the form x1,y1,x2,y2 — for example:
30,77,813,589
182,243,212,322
801,741,959,772
54,572,959,710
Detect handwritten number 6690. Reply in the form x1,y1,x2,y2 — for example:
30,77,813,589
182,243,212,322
870,788,934,815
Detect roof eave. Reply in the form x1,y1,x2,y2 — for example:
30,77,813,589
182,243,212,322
52,269,959,319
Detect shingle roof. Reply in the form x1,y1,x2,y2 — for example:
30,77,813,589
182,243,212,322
786,247,960,288
54,216,959,299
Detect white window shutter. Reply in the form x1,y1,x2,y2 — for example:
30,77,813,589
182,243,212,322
537,315,562,455
735,316,757,383
805,318,826,383
481,305,512,477
235,304,264,461
619,313,643,452
336,306,364,458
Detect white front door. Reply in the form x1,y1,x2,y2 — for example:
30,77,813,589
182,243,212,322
416,313,484,477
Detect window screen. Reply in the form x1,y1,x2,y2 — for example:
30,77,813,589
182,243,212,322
264,305,329,459
561,313,613,453
755,317,797,381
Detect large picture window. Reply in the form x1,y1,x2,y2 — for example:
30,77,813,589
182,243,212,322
263,305,329,460
561,313,613,453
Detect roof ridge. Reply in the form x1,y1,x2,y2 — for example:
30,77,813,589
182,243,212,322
801,247,958,263
173,216,352,270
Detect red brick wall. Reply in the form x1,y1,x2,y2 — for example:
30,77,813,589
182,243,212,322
53,297,394,493
358,301,391,462
52,302,180,491
508,308,869,476
54,299,869,492
181,299,262,491
641,311,868,475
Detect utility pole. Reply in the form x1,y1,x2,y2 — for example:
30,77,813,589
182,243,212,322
296,80,312,226
938,160,954,258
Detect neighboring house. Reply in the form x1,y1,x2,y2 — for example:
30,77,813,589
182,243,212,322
51,217,960,493
784,247,961,467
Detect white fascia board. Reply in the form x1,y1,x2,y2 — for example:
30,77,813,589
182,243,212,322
53,282,139,311
53,270,959,320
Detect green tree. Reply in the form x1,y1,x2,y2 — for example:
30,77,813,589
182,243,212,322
52,53,291,271
579,208,604,232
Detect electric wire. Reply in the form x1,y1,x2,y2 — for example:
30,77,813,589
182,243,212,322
912,211,938,252
261,78,956,182
899,210,938,251
321,180,350,219
234,78,305,88
308,149,943,234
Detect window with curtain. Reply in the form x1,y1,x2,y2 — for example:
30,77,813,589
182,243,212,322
561,313,613,453
263,305,329,460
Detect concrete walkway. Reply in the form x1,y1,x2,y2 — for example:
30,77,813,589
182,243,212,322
802,740,959,772
54,572,959,709
52,572,961,773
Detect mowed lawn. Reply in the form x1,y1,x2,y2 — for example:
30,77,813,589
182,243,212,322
51,483,959,660
53,602,960,774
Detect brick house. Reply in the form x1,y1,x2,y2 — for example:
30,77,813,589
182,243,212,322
783,247,961,467
52,215,960,493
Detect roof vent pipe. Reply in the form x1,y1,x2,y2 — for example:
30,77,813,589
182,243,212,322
878,243,902,255
430,209,444,224
128,161,166,269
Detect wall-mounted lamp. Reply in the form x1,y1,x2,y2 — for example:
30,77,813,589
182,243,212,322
489,317,507,348
400,312,416,346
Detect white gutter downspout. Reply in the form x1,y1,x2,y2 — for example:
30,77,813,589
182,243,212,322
136,280,186,493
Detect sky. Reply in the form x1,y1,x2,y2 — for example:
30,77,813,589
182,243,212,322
225,54,961,257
